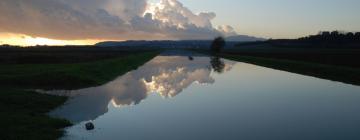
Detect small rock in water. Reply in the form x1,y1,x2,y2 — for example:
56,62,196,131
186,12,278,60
188,56,194,61
85,122,95,130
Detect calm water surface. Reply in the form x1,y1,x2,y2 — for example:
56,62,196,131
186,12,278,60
48,52,360,140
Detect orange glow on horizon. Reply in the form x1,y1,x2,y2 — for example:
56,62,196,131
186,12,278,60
0,33,103,46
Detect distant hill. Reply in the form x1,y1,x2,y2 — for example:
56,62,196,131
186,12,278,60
95,35,265,48
96,40,239,48
226,35,266,42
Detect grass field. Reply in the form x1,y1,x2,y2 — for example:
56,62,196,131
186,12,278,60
228,45,360,68
0,49,160,140
0,89,71,140
0,51,160,89
221,54,360,86
194,47,360,86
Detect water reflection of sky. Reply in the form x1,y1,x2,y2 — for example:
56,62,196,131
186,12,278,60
47,54,235,123
46,53,360,140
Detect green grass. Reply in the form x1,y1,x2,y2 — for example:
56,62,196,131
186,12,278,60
0,51,160,140
0,51,160,89
0,89,71,140
222,54,360,86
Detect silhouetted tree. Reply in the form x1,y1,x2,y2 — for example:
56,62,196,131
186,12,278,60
211,37,226,53
320,31,331,36
346,32,354,37
297,31,360,44
331,31,339,36
210,57,225,73
355,32,360,40
355,32,360,37
267,30,360,48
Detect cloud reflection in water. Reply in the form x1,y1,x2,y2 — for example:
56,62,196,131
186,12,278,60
48,54,235,123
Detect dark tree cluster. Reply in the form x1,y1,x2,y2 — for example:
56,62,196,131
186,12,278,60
211,37,226,53
298,31,360,44
0,44,13,47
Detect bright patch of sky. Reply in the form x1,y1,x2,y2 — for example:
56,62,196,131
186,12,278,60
158,0,360,38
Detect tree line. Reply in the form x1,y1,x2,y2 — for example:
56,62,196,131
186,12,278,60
298,31,360,43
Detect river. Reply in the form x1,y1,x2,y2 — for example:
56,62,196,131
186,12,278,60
47,51,360,140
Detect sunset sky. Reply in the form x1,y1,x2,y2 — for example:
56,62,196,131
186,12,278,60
1,0,359,46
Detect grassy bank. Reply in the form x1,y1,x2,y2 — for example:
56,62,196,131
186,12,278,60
0,89,71,140
0,51,160,89
0,47,161,64
229,45,360,68
221,54,360,86
0,51,160,140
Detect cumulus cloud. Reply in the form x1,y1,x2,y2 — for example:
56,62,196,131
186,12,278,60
217,25,238,37
0,0,236,40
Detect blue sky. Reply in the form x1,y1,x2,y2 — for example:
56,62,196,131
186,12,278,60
173,0,360,38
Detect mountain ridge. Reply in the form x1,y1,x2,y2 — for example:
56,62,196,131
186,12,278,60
95,35,265,48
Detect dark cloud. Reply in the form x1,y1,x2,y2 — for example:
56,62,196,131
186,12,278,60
0,0,237,40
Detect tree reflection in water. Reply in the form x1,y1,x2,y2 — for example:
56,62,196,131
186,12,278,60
210,56,225,73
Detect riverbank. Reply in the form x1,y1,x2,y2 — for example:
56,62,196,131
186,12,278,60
220,53,360,86
193,47,360,86
0,89,71,140
0,50,160,140
227,45,360,68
